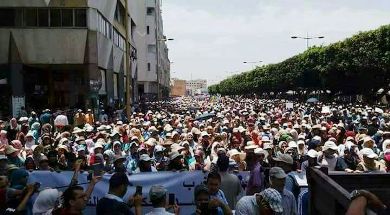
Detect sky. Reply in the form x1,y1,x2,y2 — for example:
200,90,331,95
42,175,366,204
161,0,390,86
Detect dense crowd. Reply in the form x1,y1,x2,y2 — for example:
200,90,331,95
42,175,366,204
0,96,389,214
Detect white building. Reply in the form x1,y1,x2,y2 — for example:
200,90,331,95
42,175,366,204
136,0,170,101
186,79,208,95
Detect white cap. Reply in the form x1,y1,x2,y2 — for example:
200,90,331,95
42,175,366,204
322,141,338,151
359,148,378,159
254,148,269,158
307,149,318,158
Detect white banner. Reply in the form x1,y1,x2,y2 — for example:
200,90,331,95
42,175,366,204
27,171,251,214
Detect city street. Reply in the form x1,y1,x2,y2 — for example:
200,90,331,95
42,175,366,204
0,1,390,215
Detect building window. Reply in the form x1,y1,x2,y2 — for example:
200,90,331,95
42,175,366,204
0,9,17,27
74,9,86,27
113,73,118,99
50,9,61,27
147,63,151,71
61,9,73,26
38,9,49,27
146,7,155,16
114,2,125,25
147,26,150,34
24,8,38,27
148,45,156,53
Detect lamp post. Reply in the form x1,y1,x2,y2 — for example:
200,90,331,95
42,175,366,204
156,38,174,100
291,33,324,49
243,61,263,69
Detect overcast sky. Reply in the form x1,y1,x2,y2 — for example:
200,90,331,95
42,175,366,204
162,0,390,85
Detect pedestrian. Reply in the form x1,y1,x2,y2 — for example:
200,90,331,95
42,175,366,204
96,172,142,215
145,185,179,215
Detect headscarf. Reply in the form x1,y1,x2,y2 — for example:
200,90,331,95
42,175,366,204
32,188,61,215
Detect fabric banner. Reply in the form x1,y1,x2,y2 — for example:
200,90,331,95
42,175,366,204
27,171,250,214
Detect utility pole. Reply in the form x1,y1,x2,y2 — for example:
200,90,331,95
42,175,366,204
155,0,160,100
124,0,132,119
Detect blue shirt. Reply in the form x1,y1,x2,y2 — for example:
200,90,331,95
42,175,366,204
210,189,229,215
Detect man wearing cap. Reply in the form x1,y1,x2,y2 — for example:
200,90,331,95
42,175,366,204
274,154,300,198
146,185,179,215
134,154,157,173
97,172,142,215
246,148,266,195
355,148,386,173
269,167,297,215
236,188,283,215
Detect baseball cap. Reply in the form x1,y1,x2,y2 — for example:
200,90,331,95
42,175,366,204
269,167,287,179
273,154,294,165
322,141,338,151
260,188,283,213
149,185,167,201
307,149,319,158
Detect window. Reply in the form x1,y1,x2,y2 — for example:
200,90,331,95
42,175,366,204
147,26,150,34
148,63,151,71
61,9,73,26
148,45,156,53
75,9,86,27
0,9,22,27
25,9,38,27
114,3,125,25
113,73,118,99
38,9,49,27
50,9,61,27
146,7,155,15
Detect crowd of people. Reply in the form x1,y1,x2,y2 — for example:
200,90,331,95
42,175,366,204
0,96,389,214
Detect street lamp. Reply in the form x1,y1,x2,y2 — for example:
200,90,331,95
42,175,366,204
158,38,174,41
291,33,324,49
243,61,263,69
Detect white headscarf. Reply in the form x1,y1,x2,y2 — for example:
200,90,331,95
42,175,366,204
33,188,61,215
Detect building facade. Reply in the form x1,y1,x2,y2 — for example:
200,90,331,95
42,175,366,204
0,0,164,117
137,0,170,101
186,79,208,96
170,79,186,97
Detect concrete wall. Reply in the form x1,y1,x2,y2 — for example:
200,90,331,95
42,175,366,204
0,29,88,64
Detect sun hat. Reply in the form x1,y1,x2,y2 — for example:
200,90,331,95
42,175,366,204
269,167,287,179
307,149,319,158
254,148,269,158
154,145,165,153
57,144,68,152
244,141,258,150
229,149,246,161
359,148,378,159
169,151,183,161
25,132,34,138
322,141,338,151
273,154,293,165
263,142,273,150
200,131,209,137
259,188,283,213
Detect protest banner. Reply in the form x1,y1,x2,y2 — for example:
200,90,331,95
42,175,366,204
27,171,252,214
